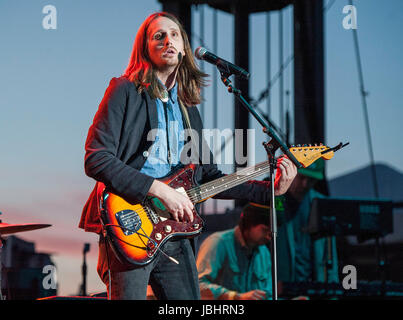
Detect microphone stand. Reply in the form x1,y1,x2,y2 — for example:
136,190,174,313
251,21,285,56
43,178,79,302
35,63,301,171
219,71,301,300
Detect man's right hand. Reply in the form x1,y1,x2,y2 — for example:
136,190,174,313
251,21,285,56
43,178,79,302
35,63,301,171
148,180,194,222
236,290,267,300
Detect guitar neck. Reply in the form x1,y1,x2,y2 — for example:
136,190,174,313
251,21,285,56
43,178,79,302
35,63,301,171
184,143,335,204
187,160,272,204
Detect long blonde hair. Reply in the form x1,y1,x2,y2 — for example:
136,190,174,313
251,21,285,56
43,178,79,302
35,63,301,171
123,12,208,106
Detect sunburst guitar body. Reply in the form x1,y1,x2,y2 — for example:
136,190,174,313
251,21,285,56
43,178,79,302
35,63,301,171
101,164,203,266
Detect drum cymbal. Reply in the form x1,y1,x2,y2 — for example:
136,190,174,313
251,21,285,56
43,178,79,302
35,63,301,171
0,223,52,235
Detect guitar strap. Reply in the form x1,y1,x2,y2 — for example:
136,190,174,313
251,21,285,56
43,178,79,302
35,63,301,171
178,99,202,165
178,99,200,256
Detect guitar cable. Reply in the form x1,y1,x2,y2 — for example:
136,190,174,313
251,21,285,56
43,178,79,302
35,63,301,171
104,224,179,265
103,232,112,300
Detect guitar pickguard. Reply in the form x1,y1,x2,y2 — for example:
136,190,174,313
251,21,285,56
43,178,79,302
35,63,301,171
147,187,189,222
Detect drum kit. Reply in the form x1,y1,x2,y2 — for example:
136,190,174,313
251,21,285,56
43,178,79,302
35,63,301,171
0,219,52,300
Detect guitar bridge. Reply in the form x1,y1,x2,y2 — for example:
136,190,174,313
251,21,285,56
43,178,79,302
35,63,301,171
115,210,142,236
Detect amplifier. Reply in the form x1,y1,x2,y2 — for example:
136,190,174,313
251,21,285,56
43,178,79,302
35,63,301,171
308,197,393,239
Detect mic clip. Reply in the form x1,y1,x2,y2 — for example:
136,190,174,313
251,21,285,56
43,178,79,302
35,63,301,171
220,72,242,96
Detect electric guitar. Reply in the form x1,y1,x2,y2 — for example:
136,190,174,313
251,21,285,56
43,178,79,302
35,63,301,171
100,144,335,265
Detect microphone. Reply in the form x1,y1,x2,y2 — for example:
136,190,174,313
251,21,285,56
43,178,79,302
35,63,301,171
194,47,250,80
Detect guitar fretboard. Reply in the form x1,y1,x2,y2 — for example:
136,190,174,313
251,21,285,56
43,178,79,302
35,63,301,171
186,160,272,203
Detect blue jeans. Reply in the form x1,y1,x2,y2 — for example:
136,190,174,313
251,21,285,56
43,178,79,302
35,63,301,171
97,237,200,300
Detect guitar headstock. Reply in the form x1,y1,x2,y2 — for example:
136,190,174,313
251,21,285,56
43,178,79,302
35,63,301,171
289,143,334,168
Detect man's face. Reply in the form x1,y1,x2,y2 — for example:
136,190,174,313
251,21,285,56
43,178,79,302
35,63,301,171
147,17,185,71
244,224,271,247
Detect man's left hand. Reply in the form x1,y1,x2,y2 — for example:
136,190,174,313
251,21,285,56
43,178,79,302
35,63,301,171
273,156,298,196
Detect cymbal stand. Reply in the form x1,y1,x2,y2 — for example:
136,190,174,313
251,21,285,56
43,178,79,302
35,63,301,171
0,234,4,300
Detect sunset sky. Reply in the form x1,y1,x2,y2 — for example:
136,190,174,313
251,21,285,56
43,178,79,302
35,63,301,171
1,0,402,296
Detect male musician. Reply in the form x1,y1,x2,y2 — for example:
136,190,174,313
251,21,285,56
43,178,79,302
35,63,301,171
79,12,297,300
196,203,273,300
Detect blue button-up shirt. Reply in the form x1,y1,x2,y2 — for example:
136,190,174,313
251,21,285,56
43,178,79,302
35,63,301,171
140,83,185,178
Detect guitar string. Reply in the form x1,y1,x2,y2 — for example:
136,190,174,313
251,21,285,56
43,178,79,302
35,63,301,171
187,169,271,203
187,161,272,203
186,162,270,202
191,160,271,192
185,148,326,202
164,160,272,203
162,149,323,204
